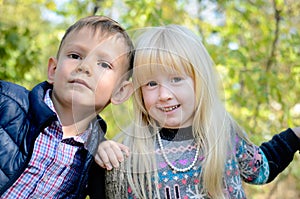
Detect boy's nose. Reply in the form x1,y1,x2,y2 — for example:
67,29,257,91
75,60,92,76
76,63,91,76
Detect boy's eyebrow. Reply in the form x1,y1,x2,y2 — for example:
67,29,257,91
63,43,87,52
64,42,103,54
63,42,117,65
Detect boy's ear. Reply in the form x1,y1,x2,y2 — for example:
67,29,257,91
111,81,133,105
47,57,57,84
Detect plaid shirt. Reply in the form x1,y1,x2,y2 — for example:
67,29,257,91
1,90,92,199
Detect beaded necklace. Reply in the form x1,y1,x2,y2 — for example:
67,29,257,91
157,129,200,172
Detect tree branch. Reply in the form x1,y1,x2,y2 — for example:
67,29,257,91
266,0,281,72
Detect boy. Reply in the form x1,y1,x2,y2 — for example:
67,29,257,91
0,15,133,198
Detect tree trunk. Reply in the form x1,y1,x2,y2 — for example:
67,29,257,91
105,165,128,199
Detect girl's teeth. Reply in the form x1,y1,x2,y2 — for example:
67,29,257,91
162,105,178,112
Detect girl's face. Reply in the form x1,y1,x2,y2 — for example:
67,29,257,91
141,69,195,129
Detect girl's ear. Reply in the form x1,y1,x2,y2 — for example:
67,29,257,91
111,81,133,105
47,57,57,84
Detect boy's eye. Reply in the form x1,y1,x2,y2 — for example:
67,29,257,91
68,53,82,60
171,77,182,83
98,61,112,69
146,81,157,87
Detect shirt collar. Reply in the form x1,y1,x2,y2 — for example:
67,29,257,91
159,126,194,141
44,89,92,147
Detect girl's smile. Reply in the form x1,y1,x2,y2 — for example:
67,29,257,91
141,71,195,129
157,104,180,112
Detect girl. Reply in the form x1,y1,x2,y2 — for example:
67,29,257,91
99,25,300,199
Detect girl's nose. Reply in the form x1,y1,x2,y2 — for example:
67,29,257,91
158,85,173,101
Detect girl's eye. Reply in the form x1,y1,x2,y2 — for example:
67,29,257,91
98,61,112,69
146,81,157,87
68,53,82,60
171,77,182,83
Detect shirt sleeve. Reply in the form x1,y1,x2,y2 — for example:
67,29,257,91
87,161,106,199
259,128,300,183
235,136,270,184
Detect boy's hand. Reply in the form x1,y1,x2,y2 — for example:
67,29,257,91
95,140,129,170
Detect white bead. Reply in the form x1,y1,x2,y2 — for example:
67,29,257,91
157,130,200,173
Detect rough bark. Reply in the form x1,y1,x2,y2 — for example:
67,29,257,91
105,165,128,199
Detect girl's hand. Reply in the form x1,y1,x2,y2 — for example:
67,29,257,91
291,127,300,139
95,140,129,170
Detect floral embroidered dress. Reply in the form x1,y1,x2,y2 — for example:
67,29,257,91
127,127,269,199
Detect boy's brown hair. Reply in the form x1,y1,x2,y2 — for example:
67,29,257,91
56,15,134,73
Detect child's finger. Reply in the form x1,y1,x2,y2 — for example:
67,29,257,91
94,154,105,168
103,146,121,168
95,140,129,170
116,143,130,157
110,143,126,163
95,149,113,170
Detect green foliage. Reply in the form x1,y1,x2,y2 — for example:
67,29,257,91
0,0,59,88
1,0,300,197
0,22,42,81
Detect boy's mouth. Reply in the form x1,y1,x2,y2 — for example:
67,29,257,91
70,79,91,90
158,105,180,112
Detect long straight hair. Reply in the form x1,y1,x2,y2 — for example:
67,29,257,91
122,25,249,199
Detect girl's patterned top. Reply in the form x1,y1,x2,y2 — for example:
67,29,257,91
128,127,269,199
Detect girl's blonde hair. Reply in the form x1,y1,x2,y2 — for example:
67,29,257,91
122,25,249,199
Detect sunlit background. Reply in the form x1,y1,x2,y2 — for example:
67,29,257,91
1,0,300,198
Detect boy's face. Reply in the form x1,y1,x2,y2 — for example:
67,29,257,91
47,27,131,114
